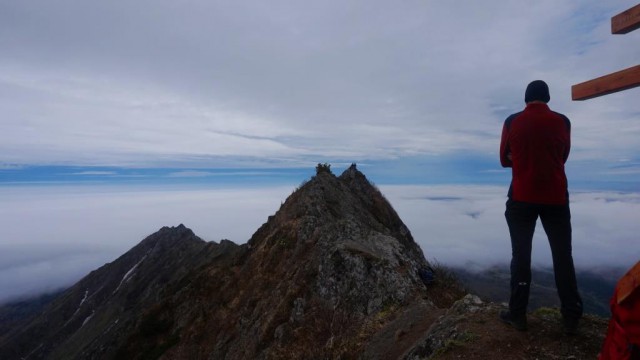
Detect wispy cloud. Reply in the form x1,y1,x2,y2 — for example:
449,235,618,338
167,171,217,178
71,171,117,176
0,164,24,170
166,170,275,178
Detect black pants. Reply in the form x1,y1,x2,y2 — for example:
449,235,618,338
505,199,583,319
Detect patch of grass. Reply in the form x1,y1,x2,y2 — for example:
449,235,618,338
428,331,478,359
357,302,400,339
377,302,399,320
533,307,561,318
427,260,468,308
277,237,294,249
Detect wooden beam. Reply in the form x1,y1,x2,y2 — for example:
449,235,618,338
612,3,640,34
572,64,640,101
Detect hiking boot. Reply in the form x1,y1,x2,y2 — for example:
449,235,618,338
499,310,527,331
563,317,579,335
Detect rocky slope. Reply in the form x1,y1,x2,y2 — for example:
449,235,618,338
405,294,607,360
0,165,608,359
0,224,236,359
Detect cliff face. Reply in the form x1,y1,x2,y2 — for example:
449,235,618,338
0,165,454,359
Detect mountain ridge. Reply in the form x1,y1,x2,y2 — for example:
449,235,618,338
0,165,608,359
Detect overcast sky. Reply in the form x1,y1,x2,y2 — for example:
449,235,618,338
1,0,638,178
0,1,639,302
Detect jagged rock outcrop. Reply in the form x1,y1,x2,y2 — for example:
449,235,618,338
152,165,447,359
0,165,461,359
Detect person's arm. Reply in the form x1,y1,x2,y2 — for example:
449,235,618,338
500,121,512,168
563,116,571,163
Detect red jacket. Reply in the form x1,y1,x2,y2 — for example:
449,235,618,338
500,103,571,205
599,261,640,360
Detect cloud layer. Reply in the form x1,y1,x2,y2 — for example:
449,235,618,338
382,185,640,269
1,184,638,303
0,185,293,302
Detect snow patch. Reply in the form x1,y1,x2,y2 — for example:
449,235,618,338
78,289,89,307
102,318,120,335
113,254,148,294
22,343,44,360
63,289,89,327
81,310,95,328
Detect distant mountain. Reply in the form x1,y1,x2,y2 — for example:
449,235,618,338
0,223,229,359
0,165,610,359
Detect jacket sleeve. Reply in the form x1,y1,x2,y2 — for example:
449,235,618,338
500,121,512,168
563,116,571,163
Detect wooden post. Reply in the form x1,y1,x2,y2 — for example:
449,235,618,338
572,4,640,100
572,65,640,101
612,3,640,34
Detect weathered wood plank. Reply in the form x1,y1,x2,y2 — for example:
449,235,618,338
571,64,640,101
611,3,640,34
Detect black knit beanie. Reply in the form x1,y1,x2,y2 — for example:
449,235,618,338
524,80,550,103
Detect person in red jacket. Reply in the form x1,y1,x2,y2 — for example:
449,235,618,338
498,80,583,333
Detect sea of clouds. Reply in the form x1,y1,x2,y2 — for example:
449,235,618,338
1,184,638,303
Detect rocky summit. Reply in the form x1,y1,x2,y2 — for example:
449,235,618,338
0,165,608,359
